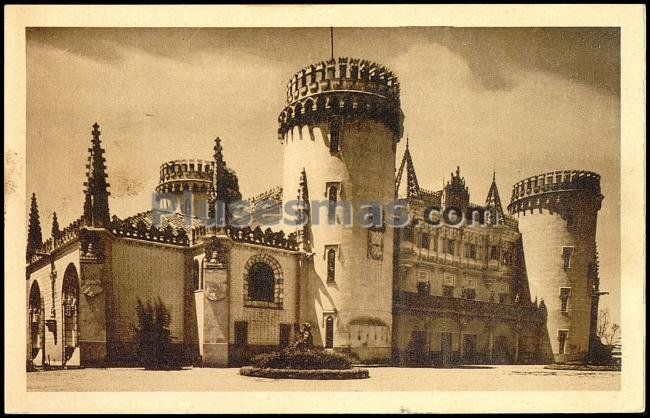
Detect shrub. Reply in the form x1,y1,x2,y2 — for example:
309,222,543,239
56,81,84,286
133,297,180,370
251,347,353,370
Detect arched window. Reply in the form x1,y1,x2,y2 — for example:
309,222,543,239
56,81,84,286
327,249,336,282
328,186,338,223
325,316,334,348
62,264,79,363
248,262,275,302
192,260,200,291
28,281,43,360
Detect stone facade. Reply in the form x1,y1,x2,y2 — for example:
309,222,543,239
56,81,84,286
26,57,602,368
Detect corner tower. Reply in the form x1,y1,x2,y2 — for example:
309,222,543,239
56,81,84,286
278,58,404,361
507,170,603,363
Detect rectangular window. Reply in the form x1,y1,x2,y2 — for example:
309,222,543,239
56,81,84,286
234,321,248,346
558,330,569,354
469,243,477,259
442,286,454,298
560,287,571,312
443,274,455,287
490,245,500,260
446,239,455,255
562,247,574,269
462,288,476,300
279,323,291,347
420,233,430,250
499,293,509,304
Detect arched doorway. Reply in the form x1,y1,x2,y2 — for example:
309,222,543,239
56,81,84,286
62,264,79,365
28,281,44,362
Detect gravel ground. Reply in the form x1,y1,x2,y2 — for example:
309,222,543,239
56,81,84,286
27,365,620,391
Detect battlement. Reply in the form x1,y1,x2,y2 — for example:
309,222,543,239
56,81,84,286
158,159,214,184
28,216,85,265
285,57,400,105
278,57,404,140
507,170,603,214
157,159,221,195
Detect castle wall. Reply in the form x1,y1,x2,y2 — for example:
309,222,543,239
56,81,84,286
108,237,189,363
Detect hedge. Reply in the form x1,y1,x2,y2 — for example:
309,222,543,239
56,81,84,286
240,366,369,380
251,347,353,370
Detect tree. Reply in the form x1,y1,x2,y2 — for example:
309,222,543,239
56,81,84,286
133,297,179,370
597,309,621,347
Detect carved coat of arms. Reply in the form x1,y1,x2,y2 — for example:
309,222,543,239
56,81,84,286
206,282,228,302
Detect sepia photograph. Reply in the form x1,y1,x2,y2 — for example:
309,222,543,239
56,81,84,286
5,5,645,414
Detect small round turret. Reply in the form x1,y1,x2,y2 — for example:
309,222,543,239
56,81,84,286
157,159,214,194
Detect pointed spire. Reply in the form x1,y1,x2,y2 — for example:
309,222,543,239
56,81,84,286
51,211,61,243
297,168,311,252
27,193,43,262
485,171,504,215
395,138,421,199
83,123,111,227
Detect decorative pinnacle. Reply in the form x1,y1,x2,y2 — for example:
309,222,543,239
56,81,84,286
83,122,110,227
27,192,43,262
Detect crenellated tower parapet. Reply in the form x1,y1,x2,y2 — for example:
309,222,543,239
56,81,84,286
277,57,404,140
156,159,215,194
508,170,603,217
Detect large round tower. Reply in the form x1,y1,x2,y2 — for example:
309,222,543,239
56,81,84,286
278,58,403,361
507,170,603,363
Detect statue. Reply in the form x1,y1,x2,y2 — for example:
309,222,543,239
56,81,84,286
293,323,313,351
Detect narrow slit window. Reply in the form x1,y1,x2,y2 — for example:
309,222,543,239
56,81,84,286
327,248,336,282
562,247,574,270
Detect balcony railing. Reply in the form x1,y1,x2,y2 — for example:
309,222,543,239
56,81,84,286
393,290,545,321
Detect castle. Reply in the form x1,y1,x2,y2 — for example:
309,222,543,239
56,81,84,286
26,57,605,368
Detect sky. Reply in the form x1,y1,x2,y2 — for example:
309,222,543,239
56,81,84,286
26,27,620,323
